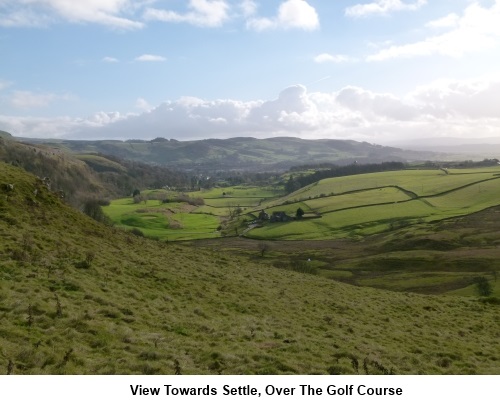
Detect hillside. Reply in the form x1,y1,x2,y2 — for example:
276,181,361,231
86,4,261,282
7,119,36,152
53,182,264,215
21,136,447,171
240,166,500,239
0,136,188,207
1,162,499,375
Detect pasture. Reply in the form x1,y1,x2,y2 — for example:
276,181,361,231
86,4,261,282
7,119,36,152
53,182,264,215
102,197,220,241
246,167,500,240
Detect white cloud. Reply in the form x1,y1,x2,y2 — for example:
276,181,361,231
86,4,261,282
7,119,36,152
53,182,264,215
410,76,500,119
368,1,500,61
135,54,166,62
143,0,229,28
240,0,257,17
346,0,427,18
0,111,128,139
3,76,500,142
136,97,152,111
0,8,52,27
425,13,459,29
314,53,351,63
10,90,73,109
102,56,119,63
0,0,144,29
247,0,319,31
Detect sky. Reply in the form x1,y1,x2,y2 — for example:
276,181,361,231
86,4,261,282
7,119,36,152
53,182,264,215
1,0,500,145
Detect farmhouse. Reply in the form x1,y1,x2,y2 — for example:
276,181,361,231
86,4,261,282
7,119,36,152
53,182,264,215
270,211,294,222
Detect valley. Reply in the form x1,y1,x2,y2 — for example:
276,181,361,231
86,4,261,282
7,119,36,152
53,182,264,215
0,134,499,375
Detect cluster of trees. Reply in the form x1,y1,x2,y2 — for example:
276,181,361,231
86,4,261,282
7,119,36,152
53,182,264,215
285,162,406,194
132,190,204,206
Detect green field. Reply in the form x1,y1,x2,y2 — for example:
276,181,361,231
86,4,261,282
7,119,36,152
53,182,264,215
246,168,500,240
189,185,282,199
103,167,500,242
100,166,500,298
103,198,220,241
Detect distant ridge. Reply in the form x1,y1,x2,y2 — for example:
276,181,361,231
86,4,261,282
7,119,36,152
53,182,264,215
18,136,448,171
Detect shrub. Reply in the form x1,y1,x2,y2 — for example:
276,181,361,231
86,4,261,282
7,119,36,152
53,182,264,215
474,277,493,297
82,200,109,223
130,228,144,237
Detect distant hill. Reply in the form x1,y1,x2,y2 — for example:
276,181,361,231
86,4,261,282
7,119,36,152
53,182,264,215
385,137,500,157
1,161,499,374
20,136,447,171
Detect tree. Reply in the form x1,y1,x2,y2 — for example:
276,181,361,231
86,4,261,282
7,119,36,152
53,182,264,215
132,189,141,197
82,200,108,224
474,277,493,296
296,207,304,219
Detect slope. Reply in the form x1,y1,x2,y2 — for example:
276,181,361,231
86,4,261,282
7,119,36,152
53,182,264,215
0,136,187,208
0,162,499,374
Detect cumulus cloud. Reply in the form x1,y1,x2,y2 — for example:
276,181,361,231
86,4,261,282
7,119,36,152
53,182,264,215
136,97,152,111
247,0,319,31
3,76,500,142
143,0,229,28
346,0,427,18
0,0,144,29
135,54,166,62
410,76,500,119
368,1,500,61
425,13,459,29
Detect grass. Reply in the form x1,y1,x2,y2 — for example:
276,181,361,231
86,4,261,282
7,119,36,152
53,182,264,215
102,167,500,243
246,168,500,240
189,185,282,199
102,198,220,241
1,162,500,375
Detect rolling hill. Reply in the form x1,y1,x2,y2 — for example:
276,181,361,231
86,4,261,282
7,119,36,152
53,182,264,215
1,162,499,374
20,136,448,171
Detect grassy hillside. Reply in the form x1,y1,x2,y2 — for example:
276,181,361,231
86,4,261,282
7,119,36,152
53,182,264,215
0,136,188,208
1,162,499,374
246,167,500,240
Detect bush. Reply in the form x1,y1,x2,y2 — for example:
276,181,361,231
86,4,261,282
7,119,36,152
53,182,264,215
289,260,317,275
82,200,109,223
474,277,493,297
129,228,144,237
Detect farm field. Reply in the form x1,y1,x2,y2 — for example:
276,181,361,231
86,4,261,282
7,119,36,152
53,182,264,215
103,167,500,242
246,167,500,240
103,185,282,241
103,197,220,241
190,185,282,199
190,204,500,299
102,166,500,298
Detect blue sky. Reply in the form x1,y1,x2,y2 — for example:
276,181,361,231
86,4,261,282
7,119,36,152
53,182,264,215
1,0,500,144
